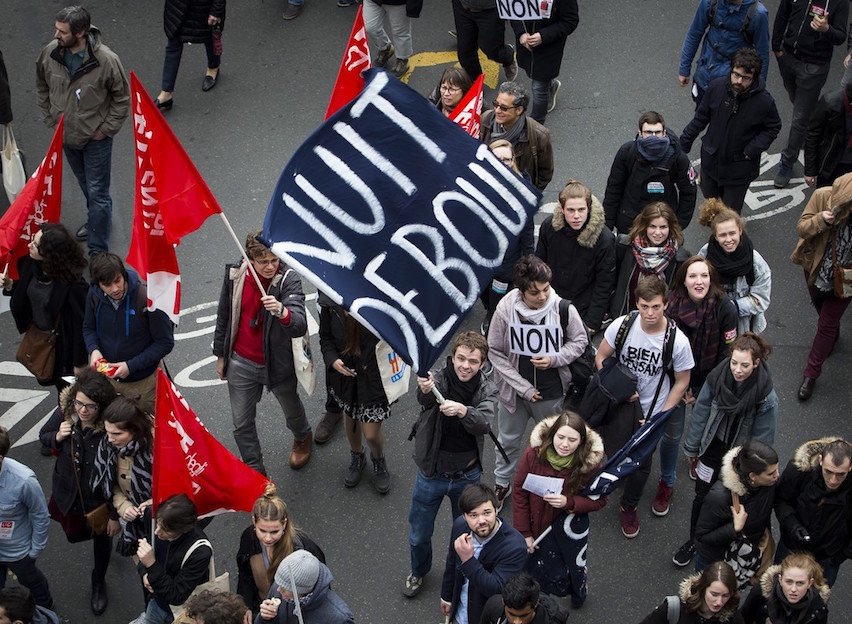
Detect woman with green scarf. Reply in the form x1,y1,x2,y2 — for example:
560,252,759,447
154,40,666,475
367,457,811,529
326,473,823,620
512,411,605,608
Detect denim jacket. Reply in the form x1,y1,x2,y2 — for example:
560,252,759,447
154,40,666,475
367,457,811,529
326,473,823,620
0,458,50,561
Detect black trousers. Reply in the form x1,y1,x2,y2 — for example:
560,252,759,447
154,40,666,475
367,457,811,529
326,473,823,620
0,555,53,608
700,170,750,214
451,0,514,79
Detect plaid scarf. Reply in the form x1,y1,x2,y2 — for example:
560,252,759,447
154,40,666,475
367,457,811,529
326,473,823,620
632,237,678,276
667,291,721,379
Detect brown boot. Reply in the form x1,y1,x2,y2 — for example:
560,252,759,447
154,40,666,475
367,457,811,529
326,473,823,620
289,431,312,470
314,410,343,444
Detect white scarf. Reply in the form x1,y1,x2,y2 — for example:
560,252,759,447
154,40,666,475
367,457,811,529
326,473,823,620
511,288,560,325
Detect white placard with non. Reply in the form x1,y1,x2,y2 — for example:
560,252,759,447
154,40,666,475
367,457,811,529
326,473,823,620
497,0,553,20
509,323,562,357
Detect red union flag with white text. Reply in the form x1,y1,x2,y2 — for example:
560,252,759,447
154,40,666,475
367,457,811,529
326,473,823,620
325,5,371,120
152,370,270,516
0,116,63,280
127,71,222,323
449,74,484,138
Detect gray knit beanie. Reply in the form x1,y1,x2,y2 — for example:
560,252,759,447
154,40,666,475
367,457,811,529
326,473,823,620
274,550,320,595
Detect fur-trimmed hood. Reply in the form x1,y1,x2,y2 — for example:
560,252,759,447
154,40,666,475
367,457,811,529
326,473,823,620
529,415,604,475
792,436,849,472
544,193,606,249
57,379,105,431
677,573,739,622
719,446,748,496
758,564,831,603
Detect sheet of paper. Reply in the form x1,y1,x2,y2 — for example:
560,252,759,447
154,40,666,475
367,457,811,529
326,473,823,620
522,473,564,498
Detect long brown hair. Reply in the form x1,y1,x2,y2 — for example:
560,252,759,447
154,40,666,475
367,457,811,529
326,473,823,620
670,256,726,301
627,201,685,247
535,411,590,493
252,486,296,588
684,561,740,614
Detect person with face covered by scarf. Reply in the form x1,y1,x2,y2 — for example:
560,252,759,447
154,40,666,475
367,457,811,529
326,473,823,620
604,111,697,249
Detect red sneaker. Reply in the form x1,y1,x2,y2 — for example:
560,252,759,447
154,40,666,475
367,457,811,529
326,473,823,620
620,505,640,538
652,480,673,517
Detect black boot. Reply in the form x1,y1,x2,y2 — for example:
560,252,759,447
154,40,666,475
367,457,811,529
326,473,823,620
91,572,107,615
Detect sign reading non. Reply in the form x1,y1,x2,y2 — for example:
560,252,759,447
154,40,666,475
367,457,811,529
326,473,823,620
509,323,562,357
497,0,553,21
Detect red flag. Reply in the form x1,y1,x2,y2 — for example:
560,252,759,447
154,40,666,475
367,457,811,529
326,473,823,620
449,74,485,139
127,71,222,323
0,117,64,280
324,6,371,120
152,370,270,516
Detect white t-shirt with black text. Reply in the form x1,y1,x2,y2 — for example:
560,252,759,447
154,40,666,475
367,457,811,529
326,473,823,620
603,315,694,417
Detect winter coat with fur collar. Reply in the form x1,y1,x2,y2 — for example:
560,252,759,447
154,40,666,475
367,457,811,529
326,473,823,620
774,436,852,560
638,572,744,624
694,446,777,564
535,197,616,331
513,416,606,539
740,563,830,624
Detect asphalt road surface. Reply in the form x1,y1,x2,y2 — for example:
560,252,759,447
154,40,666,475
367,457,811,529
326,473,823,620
1,1,850,623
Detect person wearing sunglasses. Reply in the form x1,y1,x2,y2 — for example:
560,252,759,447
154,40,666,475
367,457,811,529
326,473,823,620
213,230,312,476
480,81,553,191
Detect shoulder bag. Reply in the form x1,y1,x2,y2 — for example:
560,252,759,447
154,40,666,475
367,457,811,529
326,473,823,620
71,434,110,535
722,491,772,590
16,315,61,384
170,538,230,620
831,231,852,299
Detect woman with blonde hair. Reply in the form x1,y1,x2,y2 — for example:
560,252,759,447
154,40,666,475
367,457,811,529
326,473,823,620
611,201,687,318
236,488,324,616
741,552,830,623
698,199,771,335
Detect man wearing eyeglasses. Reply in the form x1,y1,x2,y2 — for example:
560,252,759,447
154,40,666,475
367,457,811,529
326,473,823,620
680,48,781,214
480,81,553,191
213,230,312,475
604,110,697,244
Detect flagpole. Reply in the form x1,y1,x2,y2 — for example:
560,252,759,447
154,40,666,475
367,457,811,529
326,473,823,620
218,213,268,296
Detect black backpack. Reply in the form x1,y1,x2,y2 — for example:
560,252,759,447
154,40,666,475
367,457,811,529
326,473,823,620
558,299,596,409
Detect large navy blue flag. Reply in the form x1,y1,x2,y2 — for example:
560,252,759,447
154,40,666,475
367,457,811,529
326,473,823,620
580,407,676,498
261,69,541,373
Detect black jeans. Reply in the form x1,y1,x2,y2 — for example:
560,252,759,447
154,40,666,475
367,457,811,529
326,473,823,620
0,556,53,608
451,0,514,79
700,170,750,214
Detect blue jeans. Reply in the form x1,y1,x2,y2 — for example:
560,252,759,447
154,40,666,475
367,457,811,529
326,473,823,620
63,136,114,254
408,466,481,577
659,401,687,487
162,35,220,92
145,597,174,624
530,78,555,124
0,556,53,609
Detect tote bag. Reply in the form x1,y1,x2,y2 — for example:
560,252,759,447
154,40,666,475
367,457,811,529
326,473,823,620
2,125,26,203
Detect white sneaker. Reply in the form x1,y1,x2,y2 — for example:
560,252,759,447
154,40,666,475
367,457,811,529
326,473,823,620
128,613,147,624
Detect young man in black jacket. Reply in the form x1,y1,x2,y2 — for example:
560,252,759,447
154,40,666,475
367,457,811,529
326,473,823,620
681,48,781,214
404,332,498,599
772,0,848,188
774,437,852,587
604,111,697,244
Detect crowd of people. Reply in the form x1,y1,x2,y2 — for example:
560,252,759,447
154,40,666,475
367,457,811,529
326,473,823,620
1,1,852,623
